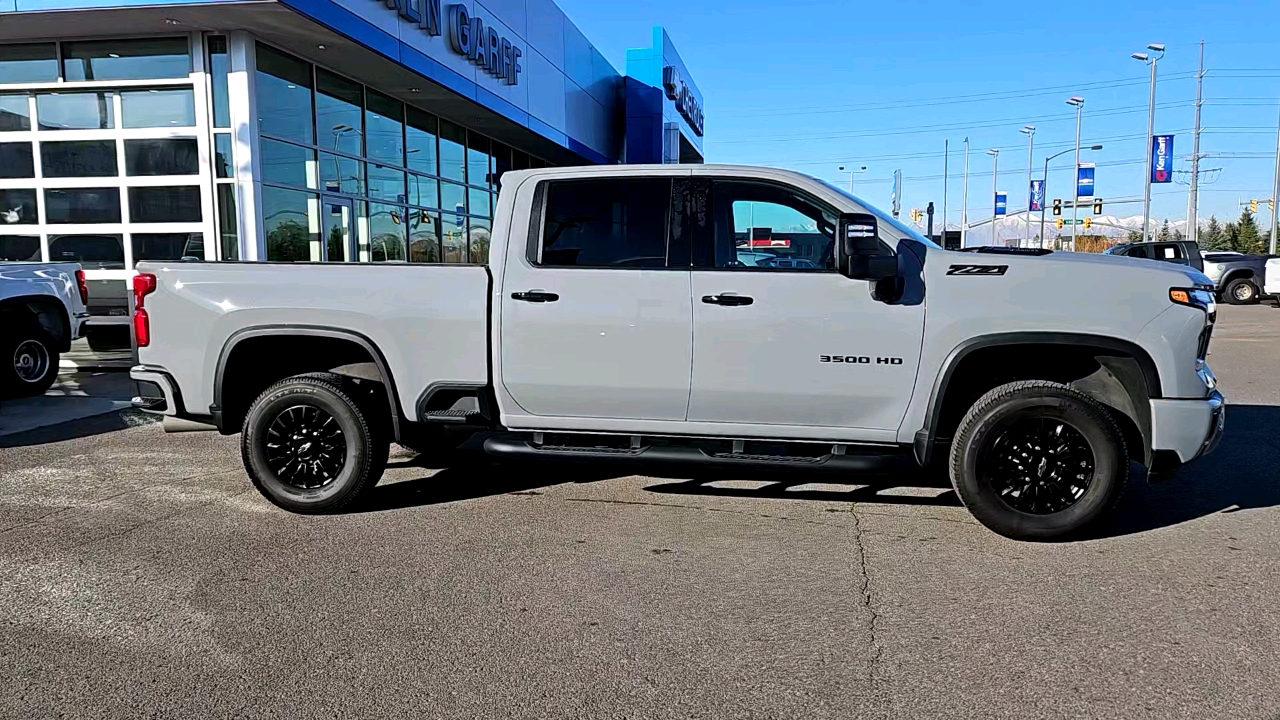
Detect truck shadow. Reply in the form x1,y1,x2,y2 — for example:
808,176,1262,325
360,405,1280,541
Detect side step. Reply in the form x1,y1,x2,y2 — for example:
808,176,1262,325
422,396,485,425
482,436,903,473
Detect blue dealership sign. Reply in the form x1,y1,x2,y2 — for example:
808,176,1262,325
995,192,1007,216
1077,163,1095,198
1029,179,1044,211
1151,134,1174,183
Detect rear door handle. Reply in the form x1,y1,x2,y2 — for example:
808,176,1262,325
702,294,754,306
511,290,559,303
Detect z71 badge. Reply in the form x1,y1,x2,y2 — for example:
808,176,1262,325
947,264,1008,276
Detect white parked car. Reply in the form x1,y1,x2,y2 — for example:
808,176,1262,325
1265,257,1280,300
0,261,89,397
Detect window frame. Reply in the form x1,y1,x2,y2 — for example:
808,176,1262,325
529,176,679,271
695,177,841,273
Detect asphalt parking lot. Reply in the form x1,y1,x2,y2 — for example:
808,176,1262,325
2,305,1278,719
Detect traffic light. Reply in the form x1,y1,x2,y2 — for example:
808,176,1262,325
1093,199,1103,215
1250,199,1258,213
1052,198,1062,216
1083,216,1092,229
1056,218,1064,229
910,208,924,223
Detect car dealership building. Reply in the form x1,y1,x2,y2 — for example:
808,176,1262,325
0,0,703,322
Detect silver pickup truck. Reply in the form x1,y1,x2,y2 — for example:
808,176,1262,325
131,164,1224,540
1,261,89,398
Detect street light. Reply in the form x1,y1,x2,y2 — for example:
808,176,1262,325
837,165,867,193
1133,43,1165,243
1020,125,1035,248
1066,96,1085,251
1040,144,1103,249
987,148,999,246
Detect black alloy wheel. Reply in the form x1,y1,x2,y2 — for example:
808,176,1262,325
977,418,1095,515
264,404,348,490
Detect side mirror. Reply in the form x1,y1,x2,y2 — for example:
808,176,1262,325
836,213,896,280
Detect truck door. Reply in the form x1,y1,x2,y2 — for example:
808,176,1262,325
499,174,693,421
686,177,925,438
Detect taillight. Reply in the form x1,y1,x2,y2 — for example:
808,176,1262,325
132,273,157,347
75,269,89,306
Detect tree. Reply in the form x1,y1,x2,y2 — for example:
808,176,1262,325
1157,220,1171,241
1199,215,1226,250
1172,227,1185,243
1227,208,1263,254
1127,230,1143,243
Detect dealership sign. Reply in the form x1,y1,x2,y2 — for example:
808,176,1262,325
1077,163,1095,197
1151,134,1174,183
374,0,522,85
1029,179,1044,211
662,65,704,137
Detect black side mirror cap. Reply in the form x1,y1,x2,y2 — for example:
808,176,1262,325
837,212,896,280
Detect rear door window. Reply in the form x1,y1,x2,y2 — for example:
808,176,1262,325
537,178,673,268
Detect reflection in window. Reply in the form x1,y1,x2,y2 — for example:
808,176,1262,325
468,187,490,218
440,181,466,216
0,95,32,131
467,132,489,187
263,185,318,261
44,188,121,224
0,143,35,179
217,184,238,261
717,180,838,270
439,120,465,182
491,142,512,189
121,88,196,128
0,43,58,83
0,188,38,225
366,202,406,262
125,138,199,176
132,232,204,261
316,69,363,157
468,217,491,265
62,38,190,81
256,44,314,145
409,209,440,262
41,140,118,178
405,108,437,176
208,36,231,128
48,234,125,269
364,90,403,166
128,186,202,223
36,92,115,130
442,213,465,263
320,152,363,195
0,235,41,262
408,173,438,209
214,134,233,179
539,178,671,268
259,138,316,189
367,163,405,203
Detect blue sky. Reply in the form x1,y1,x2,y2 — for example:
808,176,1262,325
558,0,1280,237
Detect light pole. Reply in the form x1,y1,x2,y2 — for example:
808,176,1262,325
1020,125,1035,248
1271,101,1280,254
1067,96,1085,251
1132,44,1165,243
961,137,970,247
837,165,867,193
987,148,999,246
1041,144,1103,250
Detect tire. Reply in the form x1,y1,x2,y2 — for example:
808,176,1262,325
241,373,389,514
1223,277,1259,305
949,381,1128,541
1,320,60,399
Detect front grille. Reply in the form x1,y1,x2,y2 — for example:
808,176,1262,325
1197,317,1215,360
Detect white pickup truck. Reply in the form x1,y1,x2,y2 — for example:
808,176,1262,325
130,165,1224,540
1,261,89,398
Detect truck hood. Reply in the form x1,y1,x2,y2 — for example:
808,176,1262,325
960,247,1212,287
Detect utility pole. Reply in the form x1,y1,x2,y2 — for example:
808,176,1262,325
942,139,949,246
961,138,970,247
987,148,1000,245
1272,100,1280,254
1021,125,1035,248
1067,96,1085,251
1187,40,1204,246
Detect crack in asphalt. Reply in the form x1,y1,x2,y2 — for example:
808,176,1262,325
847,505,884,682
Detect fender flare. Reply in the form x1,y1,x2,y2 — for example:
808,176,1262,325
913,332,1162,466
212,325,403,441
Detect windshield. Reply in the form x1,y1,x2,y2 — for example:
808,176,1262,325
816,179,941,249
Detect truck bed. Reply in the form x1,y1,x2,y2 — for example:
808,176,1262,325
135,261,491,420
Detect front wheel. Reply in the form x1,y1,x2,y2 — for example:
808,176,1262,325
1223,277,1259,305
949,381,1128,541
241,373,389,514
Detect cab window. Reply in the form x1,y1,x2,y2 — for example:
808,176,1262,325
536,178,672,268
702,179,838,270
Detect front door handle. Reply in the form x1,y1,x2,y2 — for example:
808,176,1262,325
702,294,754,306
511,290,559,303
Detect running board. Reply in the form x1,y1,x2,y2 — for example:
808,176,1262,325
482,437,904,473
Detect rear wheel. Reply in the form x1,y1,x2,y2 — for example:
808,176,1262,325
241,373,389,514
949,381,1127,541
1,321,59,399
1223,277,1259,305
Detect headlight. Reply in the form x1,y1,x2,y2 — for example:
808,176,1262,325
1170,287,1215,312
